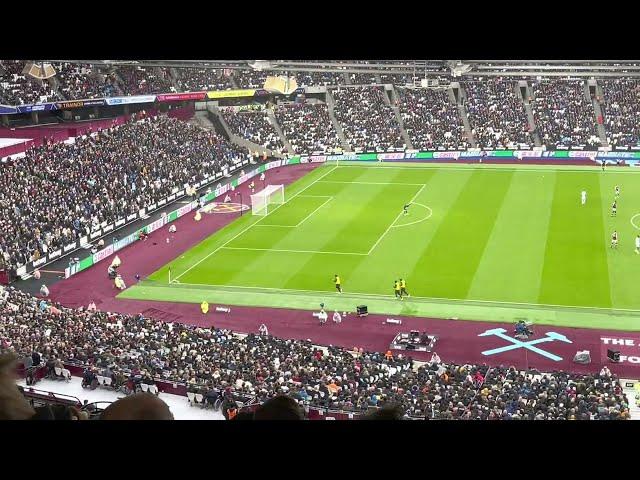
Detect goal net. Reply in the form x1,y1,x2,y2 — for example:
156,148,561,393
251,184,285,216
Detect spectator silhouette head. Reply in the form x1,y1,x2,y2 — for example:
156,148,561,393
253,395,304,420
362,404,405,420
0,352,36,420
100,393,174,420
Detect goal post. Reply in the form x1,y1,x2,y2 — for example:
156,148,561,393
251,184,285,216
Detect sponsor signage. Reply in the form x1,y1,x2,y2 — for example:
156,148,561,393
147,203,157,211
378,152,405,160
48,249,62,259
103,224,114,233
126,213,137,221
33,257,47,268
55,99,106,109
167,194,176,202
600,336,640,365
177,203,194,218
157,199,166,206
105,95,156,106
90,231,101,239
114,232,137,251
433,151,460,159
207,89,256,99
156,92,206,102
115,219,126,227
17,103,55,113
63,242,77,253
0,105,18,114
146,217,165,234
93,245,114,264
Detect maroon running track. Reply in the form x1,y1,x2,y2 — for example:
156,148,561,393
48,162,640,379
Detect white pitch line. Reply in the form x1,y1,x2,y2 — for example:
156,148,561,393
318,180,426,186
631,213,640,230
171,165,339,283
297,194,334,198
221,246,367,256
155,282,640,314
366,184,427,255
295,197,333,227
390,203,433,228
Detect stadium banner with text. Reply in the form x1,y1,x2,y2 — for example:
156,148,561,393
105,95,156,106
0,105,18,114
156,92,207,102
206,89,256,99
17,103,57,114
55,99,106,109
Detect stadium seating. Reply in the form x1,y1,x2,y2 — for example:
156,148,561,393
0,286,629,420
274,103,342,154
0,60,58,106
221,108,285,153
176,68,235,91
600,78,640,149
0,114,248,270
464,78,534,149
53,62,116,100
397,88,468,150
531,80,600,149
116,66,175,95
332,86,405,151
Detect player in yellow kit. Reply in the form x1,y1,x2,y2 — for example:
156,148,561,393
334,274,342,293
400,278,409,297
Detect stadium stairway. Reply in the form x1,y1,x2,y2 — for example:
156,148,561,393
325,89,352,152
266,107,295,155
454,85,477,149
520,81,542,147
591,80,609,147
388,86,413,150
207,104,284,159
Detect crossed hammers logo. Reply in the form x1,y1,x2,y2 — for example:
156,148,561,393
478,328,572,361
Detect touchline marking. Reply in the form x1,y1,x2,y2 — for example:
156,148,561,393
157,282,640,314
220,246,367,255
318,180,426,186
631,213,640,230
171,165,339,283
367,184,427,255
390,202,433,228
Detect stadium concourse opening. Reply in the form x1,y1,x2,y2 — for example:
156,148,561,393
6,60,640,421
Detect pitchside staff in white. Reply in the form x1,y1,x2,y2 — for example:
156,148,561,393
581,190,587,205
635,235,640,254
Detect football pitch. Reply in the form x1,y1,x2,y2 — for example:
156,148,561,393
121,162,640,330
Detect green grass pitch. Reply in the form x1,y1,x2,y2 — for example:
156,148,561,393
121,162,640,330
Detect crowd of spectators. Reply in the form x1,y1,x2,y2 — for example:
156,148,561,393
222,108,285,153
332,86,405,151
531,80,600,149
0,114,248,271
233,69,268,89
274,103,342,154
176,68,235,92
464,78,534,149
0,286,630,420
295,71,345,87
116,66,175,96
599,78,640,149
349,73,379,84
398,88,469,150
380,73,413,85
53,63,118,100
0,61,58,105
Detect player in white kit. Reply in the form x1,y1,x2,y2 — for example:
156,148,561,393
581,190,587,205
635,234,640,254
611,231,618,249
615,185,620,199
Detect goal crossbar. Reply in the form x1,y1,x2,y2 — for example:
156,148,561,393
251,184,285,216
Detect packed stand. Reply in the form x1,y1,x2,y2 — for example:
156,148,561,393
332,86,405,151
0,60,58,105
233,69,268,89
0,286,629,420
599,79,640,149
274,103,342,154
295,71,344,87
349,73,378,84
464,78,533,149
117,66,175,95
398,88,468,150
53,63,117,100
222,108,285,153
531,80,600,149
176,68,235,92
380,73,413,85
0,114,248,271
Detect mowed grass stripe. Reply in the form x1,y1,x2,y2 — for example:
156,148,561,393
467,170,556,303
281,171,432,291
349,168,472,296
150,164,336,282
600,173,640,309
538,172,611,308
410,169,515,299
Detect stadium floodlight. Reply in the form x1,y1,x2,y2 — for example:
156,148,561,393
251,184,285,216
